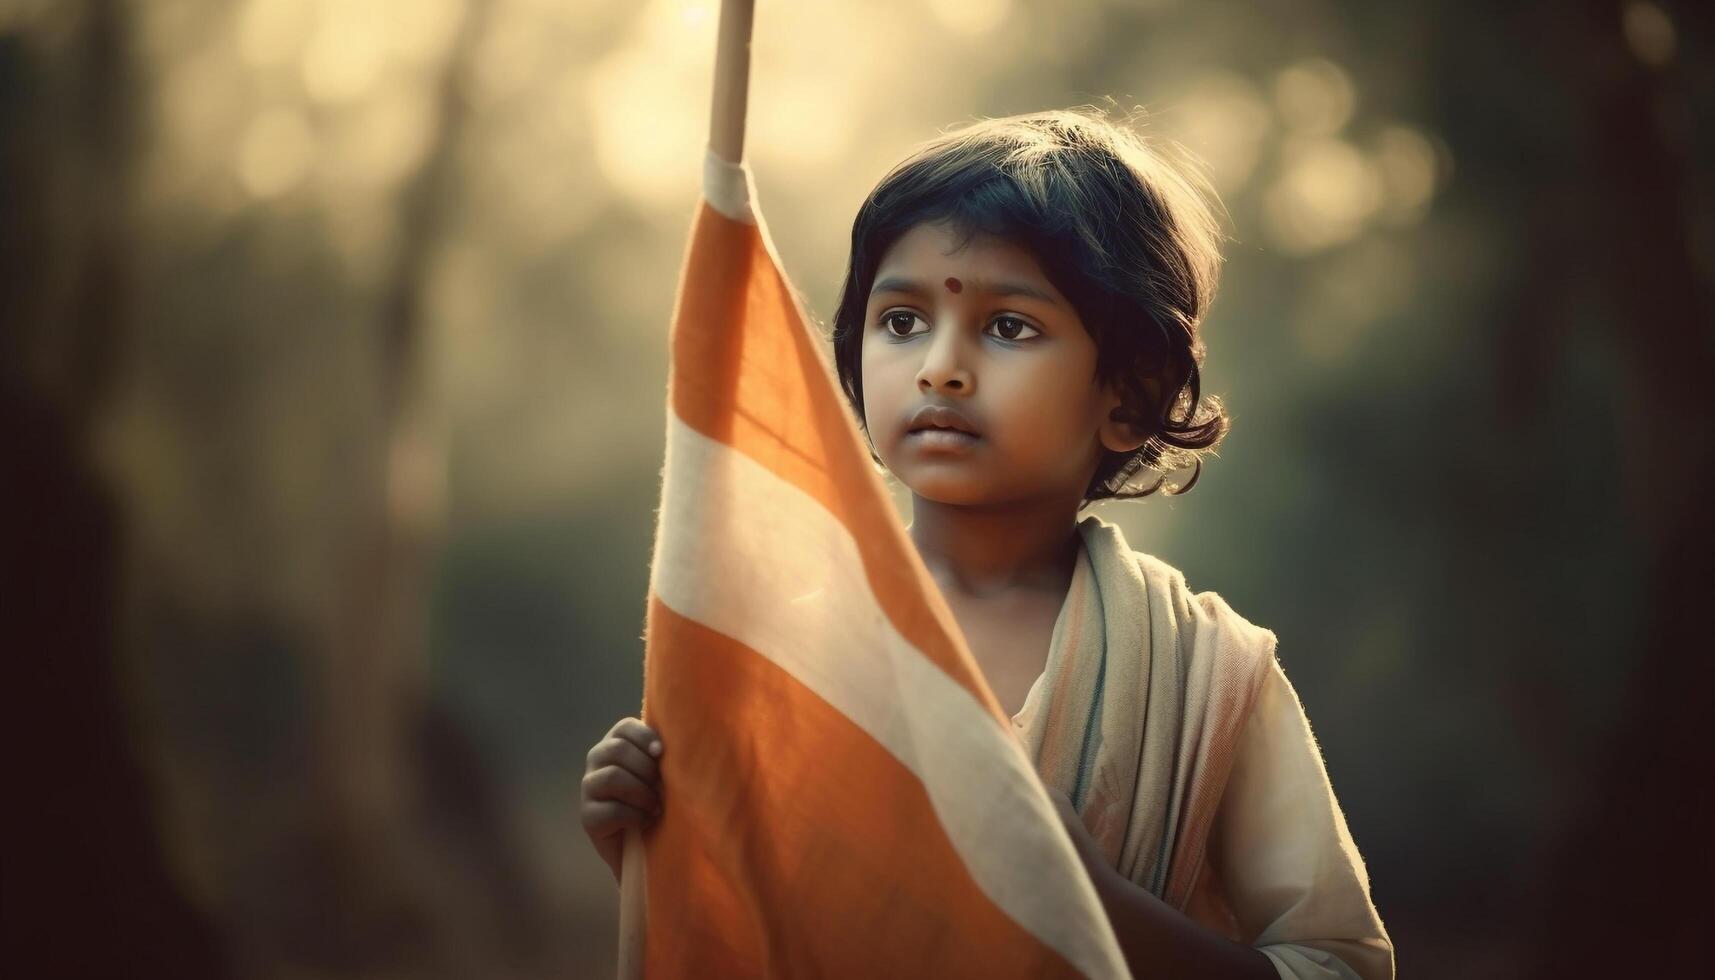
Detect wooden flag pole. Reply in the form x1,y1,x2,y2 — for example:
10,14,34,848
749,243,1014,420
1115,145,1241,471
616,825,648,980
708,0,755,166
617,2,755,978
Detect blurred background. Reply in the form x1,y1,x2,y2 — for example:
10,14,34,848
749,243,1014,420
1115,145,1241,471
3,0,1709,976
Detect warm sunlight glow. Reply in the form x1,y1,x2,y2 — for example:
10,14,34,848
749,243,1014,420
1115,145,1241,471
237,0,311,68
239,108,316,199
1263,135,1382,255
327,86,437,190
302,2,389,104
1171,71,1272,193
1622,1,1676,67
1371,125,1439,227
929,0,1013,36
1273,57,1355,136
751,73,854,172
387,0,465,66
585,0,711,209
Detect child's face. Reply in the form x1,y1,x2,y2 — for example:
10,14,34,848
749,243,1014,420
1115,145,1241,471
860,220,1147,507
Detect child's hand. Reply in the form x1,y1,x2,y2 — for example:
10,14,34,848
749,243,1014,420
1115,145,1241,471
581,716,665,883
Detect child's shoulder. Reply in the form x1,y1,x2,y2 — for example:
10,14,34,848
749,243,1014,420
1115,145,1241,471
1076,513,1278,661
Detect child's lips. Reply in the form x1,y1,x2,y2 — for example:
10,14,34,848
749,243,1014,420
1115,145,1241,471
905,403,981,438
906,428,982,452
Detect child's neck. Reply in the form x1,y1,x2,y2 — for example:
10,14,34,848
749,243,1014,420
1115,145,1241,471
907,494,1082,601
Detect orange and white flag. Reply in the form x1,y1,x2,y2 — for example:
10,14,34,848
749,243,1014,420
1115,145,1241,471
623,149,1128,978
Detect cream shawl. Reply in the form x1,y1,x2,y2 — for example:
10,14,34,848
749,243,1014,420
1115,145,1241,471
1012,513,1277,915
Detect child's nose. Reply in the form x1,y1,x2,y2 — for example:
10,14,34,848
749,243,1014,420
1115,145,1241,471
916,328,974,392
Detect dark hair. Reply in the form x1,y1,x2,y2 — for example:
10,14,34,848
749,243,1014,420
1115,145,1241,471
826,106,1231,506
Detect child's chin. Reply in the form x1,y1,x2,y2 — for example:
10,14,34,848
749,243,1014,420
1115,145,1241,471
901,474,995,506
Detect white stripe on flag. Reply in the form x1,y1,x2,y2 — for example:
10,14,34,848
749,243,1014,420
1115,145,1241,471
702,148,757,224
651,413,1129,979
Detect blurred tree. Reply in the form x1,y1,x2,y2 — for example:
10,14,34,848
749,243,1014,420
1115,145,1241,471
1518,1,1711,974
0,0,229,975
3,0,558,976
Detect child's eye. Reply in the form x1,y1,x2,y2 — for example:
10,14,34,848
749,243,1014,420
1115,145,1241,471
989,316,1041,342
881,311,926,337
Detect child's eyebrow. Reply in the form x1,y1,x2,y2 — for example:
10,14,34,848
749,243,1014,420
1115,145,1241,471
870,275,1063,309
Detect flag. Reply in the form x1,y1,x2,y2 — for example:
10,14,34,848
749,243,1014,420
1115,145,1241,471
626,149,1129,978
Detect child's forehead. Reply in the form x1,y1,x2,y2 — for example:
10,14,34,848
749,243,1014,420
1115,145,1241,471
878,221,1049,277
870,226,1069,309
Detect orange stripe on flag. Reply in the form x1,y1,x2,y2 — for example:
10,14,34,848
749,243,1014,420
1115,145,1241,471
666,200,1003,725
642,596,1086,978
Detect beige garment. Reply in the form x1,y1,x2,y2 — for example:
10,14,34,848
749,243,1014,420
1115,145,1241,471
1012,515,1394,980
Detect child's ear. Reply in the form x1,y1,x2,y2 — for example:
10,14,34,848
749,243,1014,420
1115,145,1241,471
1096,382,1156,455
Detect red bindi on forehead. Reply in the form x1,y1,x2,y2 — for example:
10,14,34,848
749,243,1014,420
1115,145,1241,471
944,276,963,294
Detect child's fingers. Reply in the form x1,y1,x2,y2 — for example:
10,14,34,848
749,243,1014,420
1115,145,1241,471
583,764,663,815
585,736,661,785
607,716,665,760
582,797,658,837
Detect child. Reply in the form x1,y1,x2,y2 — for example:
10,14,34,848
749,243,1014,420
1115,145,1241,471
583,107,1394,980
